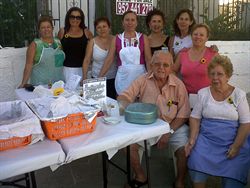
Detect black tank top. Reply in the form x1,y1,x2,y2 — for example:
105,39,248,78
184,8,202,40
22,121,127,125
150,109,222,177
61,33,88,67
151,36,170,55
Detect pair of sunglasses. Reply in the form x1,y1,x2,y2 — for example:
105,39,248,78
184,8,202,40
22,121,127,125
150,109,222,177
69,15,81,20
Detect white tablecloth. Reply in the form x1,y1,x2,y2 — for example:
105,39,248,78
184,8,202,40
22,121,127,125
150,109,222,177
59,117,169,163
15,88,170,165
0,139,65,180
15,88,40,101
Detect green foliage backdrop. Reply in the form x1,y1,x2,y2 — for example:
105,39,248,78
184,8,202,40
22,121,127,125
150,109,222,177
1,0,249,47
0,0,37,47
201,14,250,40
95,0,250,40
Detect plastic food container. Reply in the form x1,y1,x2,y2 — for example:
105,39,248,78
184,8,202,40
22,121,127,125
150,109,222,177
125,103,158,124
26,97,100,140
0,135,32,151
0,100,43,151
40,113,97,140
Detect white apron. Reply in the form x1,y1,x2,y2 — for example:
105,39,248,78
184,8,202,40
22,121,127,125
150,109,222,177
115,32,146,95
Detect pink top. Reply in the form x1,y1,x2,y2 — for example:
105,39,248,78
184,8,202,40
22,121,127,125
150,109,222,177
115,33,145,66
179,47,217,94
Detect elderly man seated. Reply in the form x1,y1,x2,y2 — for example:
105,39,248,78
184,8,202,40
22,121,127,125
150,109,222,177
117,50,190,188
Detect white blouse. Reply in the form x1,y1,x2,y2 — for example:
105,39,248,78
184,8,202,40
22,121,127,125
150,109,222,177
173,35,192,56
191,87,250,123
92,40,117,79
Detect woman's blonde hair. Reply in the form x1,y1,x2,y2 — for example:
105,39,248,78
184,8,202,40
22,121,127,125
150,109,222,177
191,23,211,38
208,55,233,77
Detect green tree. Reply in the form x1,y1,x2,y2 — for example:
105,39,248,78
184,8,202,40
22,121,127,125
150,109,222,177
201,12,250,40
0,0,37,47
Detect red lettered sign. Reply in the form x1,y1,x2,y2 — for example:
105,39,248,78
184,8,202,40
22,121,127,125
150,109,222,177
116,0,153,16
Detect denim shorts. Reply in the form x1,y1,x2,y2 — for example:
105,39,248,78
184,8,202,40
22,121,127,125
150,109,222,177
189,169,245,188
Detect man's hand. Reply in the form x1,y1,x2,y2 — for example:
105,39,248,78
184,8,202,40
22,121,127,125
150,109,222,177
210,44,219,52
157,133,170,149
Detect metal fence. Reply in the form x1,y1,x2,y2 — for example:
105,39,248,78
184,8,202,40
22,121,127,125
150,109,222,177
0,0,90,47
106,0,250,40
156,0,250,39
0,0,249,47
37,0,89,36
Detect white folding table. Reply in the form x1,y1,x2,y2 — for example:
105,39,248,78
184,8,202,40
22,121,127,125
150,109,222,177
59,117,169,162
15,88,170,188
58,117,169,188
0,139,65,187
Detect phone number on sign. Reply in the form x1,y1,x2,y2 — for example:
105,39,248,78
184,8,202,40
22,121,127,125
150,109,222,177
116,2,153,16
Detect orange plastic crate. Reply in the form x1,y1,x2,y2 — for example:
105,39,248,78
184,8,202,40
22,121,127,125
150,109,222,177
0,135,32,151
41,112,97,140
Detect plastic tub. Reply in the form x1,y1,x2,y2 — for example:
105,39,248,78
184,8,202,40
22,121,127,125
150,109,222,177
125,103,158,124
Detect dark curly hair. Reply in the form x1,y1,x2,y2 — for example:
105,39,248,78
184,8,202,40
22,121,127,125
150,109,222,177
146,9,165,28
94,17,111,28
64,7,86,33
38,16,53,29
173,9,196,36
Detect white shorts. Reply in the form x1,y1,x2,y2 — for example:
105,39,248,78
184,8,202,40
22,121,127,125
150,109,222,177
137,124,189,150
169,124,189,152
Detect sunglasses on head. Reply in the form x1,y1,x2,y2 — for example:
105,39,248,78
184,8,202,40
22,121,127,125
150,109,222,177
69,15,81,20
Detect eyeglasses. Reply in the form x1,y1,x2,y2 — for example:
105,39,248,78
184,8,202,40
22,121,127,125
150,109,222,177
154,62,170,68
209,72,225,77
69,15,81,20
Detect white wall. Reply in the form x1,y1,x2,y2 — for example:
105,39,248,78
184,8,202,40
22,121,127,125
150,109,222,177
0,48,26,102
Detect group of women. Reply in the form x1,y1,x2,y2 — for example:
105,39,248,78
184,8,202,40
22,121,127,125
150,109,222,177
19,7,250,188
19,7,202,96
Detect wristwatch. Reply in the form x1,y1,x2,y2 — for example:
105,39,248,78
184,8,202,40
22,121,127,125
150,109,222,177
169,128,175,134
